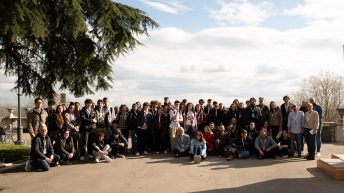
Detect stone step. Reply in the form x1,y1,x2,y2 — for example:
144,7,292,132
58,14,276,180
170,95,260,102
331,154,344,160
317,159,344,180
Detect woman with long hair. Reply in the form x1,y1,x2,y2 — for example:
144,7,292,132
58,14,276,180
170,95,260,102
51,105,65,144
195,104,207,132
189,131,207,164
183,102,197,139
268,101,283,141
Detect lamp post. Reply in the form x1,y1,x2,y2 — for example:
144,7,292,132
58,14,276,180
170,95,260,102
16,63,24,145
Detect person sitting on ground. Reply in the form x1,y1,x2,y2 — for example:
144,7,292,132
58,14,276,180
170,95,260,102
203,126,214,155
277,130,291,157
92,132,112,163
25,123,60,172
54,129,75,164
234,129,253,158
190,131,207,164
254,128,277,159
108,129,128,158
173,127,191,158
214,125,226,157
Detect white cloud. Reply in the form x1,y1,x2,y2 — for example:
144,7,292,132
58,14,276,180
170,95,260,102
140,0,191,14
210,0,273,26
283,0,344,21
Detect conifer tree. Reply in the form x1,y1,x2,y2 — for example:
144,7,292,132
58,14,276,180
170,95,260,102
0,0,158,99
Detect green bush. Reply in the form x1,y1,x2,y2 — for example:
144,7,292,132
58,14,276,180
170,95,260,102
0,144,30,163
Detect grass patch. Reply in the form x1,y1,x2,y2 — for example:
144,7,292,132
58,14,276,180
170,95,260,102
0,144,30,163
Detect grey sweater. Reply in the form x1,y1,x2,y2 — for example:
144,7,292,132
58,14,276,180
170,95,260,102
254,136,277,151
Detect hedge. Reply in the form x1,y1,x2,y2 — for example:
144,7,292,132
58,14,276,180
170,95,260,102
0,144,30,163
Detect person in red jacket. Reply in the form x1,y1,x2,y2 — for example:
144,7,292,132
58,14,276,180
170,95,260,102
203,126,214,155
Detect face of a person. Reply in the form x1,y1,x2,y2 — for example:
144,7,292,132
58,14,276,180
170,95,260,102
307,104,313,111
75,103,80,110
284,98,289,104
69,105,75,113
114,134,119,139
98,135,104,141
133,104,138,111
219,128,225,135
57,106,63,113
104,99,109,107
259,130,267,138
241,133,247,139
233,99,239,105
259,97,264,104
175,103,180,109
39,126,48,137
98,102,104,108
263,121,268,128
35,100,43,109
195,105,200,112
249,123,255,129
250,99,256,106
48,104,55,110
85,102,92,109
63,131,70,139
178,128,184,135
187,104,192,111
271,102,276,109
207,100,212,105
231,118,236,124
219,104,223,109
196,133,201,140
309,98,315,104
209,123,215,129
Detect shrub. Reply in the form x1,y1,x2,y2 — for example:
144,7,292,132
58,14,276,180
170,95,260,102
0,144,30,163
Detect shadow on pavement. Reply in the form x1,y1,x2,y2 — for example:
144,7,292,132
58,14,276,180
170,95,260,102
190,168,344,193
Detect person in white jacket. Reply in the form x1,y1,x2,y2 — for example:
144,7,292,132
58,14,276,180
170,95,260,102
190,131,207,164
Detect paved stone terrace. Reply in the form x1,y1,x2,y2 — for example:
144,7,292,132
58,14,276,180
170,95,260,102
0,143,344,193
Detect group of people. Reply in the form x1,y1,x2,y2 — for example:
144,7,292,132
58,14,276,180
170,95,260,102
24,95,323,172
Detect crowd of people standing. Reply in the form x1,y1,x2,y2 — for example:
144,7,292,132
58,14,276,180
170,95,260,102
24,95,323,172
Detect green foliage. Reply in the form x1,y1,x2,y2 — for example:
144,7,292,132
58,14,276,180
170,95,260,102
0,0,158,99
0,144,30,163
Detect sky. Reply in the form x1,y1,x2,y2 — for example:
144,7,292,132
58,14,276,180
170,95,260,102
1,0,344,108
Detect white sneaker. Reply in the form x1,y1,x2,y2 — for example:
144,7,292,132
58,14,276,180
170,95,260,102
144,151,148,155
316,152,321,157
95,158,100,163
164,150,168,154
25,160,32,172
156,151,159,154
104,156,112,163
193,155,198,164
80,156,85,161
197,155,202,163
135,152,140,156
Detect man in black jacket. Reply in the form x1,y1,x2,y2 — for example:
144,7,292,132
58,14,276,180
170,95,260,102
25,123,60,172
80,99,97,161
244,97,262,129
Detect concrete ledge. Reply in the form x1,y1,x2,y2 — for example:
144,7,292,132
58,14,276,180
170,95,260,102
317,159,344,180
331,154,344,160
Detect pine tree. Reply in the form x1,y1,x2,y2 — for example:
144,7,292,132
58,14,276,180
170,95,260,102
0,0,158,99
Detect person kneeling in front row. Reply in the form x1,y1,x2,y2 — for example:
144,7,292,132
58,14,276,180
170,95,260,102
173,127,191,158
190,131,207,164
254,128,277,159
108,129,128,159
92,132,112,163
25,123,60,172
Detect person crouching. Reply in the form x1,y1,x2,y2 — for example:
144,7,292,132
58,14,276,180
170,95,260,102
190,131,207,164
92,132,112,163
109,129,128,158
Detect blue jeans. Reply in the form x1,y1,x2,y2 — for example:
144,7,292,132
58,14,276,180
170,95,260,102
316,122,323,153
290,133,302,155
31,154,60,171
304,128,316,158
237,150,250,158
